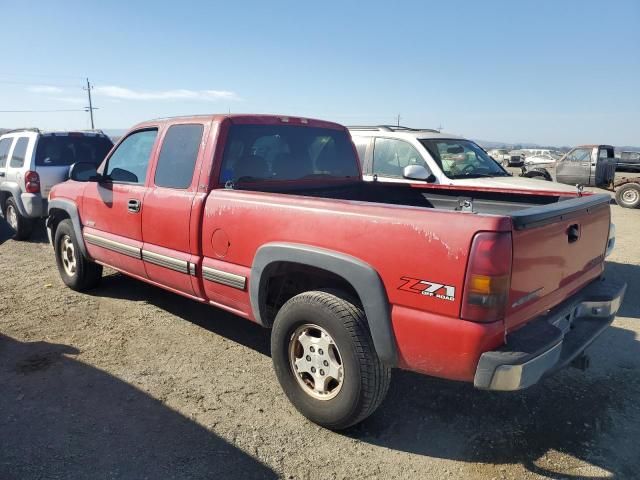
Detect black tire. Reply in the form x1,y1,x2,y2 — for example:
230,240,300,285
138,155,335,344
5,197,34,240
271,290,391,430
54,219,102,291
615,183,640,209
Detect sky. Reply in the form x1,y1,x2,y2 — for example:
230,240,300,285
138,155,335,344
0,0,638,146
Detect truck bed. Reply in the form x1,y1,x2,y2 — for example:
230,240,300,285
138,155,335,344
234,180,588,217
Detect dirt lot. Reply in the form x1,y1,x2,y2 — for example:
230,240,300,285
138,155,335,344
1,195,639,479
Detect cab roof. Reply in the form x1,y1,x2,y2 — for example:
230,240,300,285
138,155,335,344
133,114,346,131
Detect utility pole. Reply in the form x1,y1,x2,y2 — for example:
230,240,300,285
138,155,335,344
437,124,443,133
83,78,95,129
396,114,401,127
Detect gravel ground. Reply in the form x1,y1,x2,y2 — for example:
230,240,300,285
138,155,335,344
1,185,639,479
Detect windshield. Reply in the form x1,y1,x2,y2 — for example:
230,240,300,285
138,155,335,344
419,139,508,179
35,135,113,167
220,124,359,183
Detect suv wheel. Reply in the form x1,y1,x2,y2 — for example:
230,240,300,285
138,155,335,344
5,197,34,240
54,219,103,291
615,183,640,209
271,290,391,430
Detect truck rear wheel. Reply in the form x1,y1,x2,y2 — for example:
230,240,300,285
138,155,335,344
271,290,391,430
5,197,34,240
54,219,103,291
615,183,640,209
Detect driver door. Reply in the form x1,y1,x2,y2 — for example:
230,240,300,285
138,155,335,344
556,148,591,185
81,128,159,278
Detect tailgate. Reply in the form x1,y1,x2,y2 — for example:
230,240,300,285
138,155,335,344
506,194,611,331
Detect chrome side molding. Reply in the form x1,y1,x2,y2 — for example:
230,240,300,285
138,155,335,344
142,249,189,274
202,266,246,290
84,232,141,259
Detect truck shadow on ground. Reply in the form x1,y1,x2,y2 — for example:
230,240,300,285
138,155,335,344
351,331,639,479
0,333,277,479
0,215,48,245
87,267,640,479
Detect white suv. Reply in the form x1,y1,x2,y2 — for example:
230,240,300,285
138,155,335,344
0,128,113,239
349,126,576,192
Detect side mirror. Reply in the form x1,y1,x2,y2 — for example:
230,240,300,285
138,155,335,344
69,162,99,182
403,164,436,183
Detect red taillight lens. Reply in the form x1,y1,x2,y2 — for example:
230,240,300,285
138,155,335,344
25,171,40,194
461,232,512,323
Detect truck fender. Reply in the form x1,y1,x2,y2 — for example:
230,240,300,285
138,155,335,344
47,198,88,258
250,242,398,366
0,183,28,217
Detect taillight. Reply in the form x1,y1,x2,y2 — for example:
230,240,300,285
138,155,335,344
25,171,40,194
461,232,512,323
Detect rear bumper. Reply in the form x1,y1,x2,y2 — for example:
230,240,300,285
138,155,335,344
474,277,626,391
20,193,46,218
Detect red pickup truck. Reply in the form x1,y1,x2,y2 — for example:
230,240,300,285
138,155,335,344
47,114,626,429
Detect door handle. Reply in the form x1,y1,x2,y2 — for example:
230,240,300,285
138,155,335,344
580,163,590,167
127,199,141,213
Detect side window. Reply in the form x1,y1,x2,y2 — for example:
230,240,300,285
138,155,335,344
9,137,29,168
0,138,13,168
105,129,158,184
373,138,423,177
154,124,203,189
572,148,591,163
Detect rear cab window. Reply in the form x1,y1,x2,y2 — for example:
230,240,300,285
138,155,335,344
35,134,113,167
220,124,359,184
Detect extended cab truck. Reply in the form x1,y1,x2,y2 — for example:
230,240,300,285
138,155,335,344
47,114,625,429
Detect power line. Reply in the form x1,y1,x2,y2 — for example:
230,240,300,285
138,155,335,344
0,109,87,113
0,79,82,88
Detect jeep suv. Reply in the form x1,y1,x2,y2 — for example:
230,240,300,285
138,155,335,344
0,129,113,239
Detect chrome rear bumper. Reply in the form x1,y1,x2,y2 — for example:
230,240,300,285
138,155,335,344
474,277,626,391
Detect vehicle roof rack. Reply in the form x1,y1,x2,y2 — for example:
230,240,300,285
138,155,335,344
347,125,440,133
2,127,41,135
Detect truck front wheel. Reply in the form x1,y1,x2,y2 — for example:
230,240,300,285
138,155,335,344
271,290,391,430
54,219,103,291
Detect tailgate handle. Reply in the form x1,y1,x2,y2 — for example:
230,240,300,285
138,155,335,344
567,224,580,243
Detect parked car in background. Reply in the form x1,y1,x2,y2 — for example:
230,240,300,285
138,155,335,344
616,151,640,172
47,114,624,429
519,148,559,158
524,154,557,167
0,128,113,239
487,148,524,167
349,125,577,192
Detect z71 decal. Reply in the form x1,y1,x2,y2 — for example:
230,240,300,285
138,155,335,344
399,276,456,302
